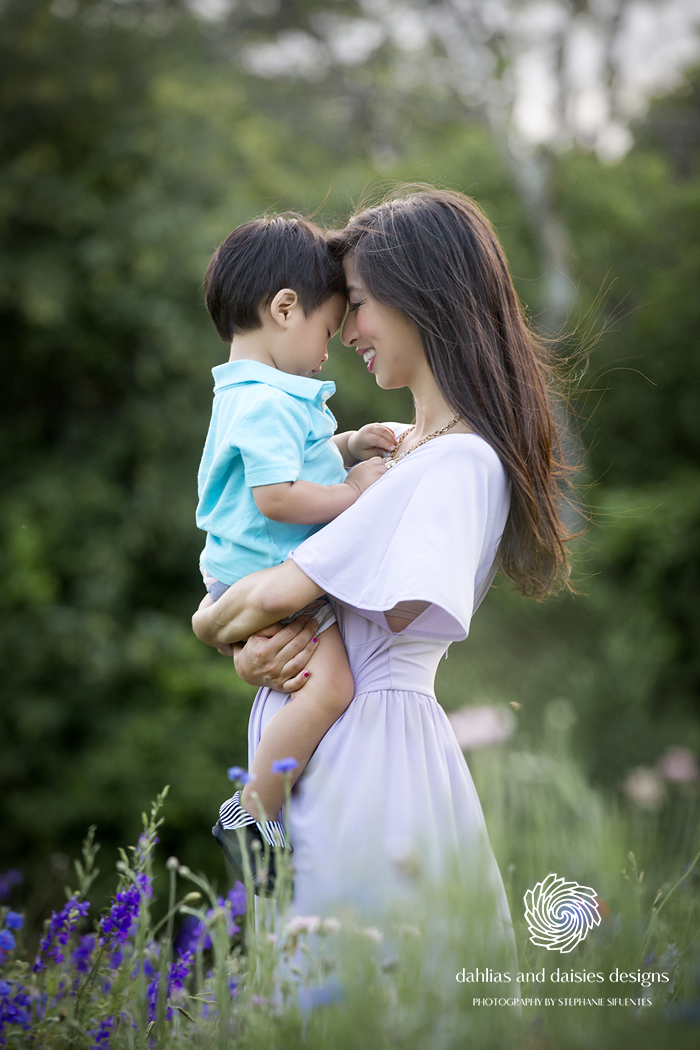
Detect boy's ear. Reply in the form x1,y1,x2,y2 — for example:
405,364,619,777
269,288,299,328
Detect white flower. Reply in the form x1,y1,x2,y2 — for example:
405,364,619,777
286,915,321,935
622,766,666,810
321,918,341,934
361,926,383,943
396,923,421,938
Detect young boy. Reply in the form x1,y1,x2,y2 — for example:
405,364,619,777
197,214,395,886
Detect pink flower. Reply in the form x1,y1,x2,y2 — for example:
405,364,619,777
658,747,699,783
448,704,515,750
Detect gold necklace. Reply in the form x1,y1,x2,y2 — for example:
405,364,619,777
385,415,461,469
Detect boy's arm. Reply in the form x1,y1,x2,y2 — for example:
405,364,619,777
332,431,355,467
253,458,386,524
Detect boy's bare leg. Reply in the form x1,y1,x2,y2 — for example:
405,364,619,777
241,622,354,820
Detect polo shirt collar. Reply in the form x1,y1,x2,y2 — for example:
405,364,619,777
212,360,335,402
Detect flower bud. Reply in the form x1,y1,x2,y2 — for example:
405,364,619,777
166,856,179,871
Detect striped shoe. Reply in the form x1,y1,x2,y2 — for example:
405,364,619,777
212,791,291,895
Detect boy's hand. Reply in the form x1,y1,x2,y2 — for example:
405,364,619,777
348,424,396,462
344,456,387,497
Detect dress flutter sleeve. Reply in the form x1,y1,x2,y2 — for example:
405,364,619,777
288,434,510,641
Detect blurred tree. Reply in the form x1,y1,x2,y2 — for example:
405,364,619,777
440,71,700,781
0,0,318,887
216,0,700,331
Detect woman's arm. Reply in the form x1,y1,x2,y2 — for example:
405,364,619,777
192,559,324,648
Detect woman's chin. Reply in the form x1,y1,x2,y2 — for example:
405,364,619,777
374,374,401,391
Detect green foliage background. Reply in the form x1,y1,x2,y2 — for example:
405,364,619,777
1,0,699,910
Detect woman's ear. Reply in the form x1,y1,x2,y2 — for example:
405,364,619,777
269,288,299,328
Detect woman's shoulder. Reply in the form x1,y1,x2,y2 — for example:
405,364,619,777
387,427,506,480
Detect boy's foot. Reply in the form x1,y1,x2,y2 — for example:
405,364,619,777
213,791,292,895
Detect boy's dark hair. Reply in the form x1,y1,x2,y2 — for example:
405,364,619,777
205,213,346,341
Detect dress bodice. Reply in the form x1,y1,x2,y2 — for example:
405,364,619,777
334,602,448,697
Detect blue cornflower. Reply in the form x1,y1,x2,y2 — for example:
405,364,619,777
0,981,11,995
4,912,23,931
0,930,15,952
227,766,255,784
271,757,299,774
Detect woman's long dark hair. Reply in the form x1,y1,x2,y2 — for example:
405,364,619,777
328,188,577,598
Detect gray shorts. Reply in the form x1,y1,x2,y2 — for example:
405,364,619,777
201,572,336,635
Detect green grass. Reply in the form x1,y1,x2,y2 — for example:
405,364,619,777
1,729,699,1049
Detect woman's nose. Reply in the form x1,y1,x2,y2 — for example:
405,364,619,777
340,310,357,347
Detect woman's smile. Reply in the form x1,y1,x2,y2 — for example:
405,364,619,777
342,255,426,389
357,347,376,372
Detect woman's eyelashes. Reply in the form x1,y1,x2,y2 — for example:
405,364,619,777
348,300,363,312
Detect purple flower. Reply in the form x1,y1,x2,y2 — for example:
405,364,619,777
135,873,153,900
4,912,23,931
99,876,151,949
227,882,246,917
133,835,159,863
173,914,205,957
0,983,31,1035
0,870,22,902
271,757,299,774
33,897,90,972
146,952,193,1022
71,934,96,974
0,931,15,952
88,1015,116,1047
227,766,255,784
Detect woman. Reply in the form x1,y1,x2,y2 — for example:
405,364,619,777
193,188,573,943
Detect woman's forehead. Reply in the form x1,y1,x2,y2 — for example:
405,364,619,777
342,254,363,289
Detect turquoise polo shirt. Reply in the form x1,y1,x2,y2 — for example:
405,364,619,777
196,360,347,585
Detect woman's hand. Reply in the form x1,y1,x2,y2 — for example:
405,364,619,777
233,617,319,692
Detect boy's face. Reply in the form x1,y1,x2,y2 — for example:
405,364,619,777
273,293,347,378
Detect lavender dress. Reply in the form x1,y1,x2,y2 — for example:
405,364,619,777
248,431,514,944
